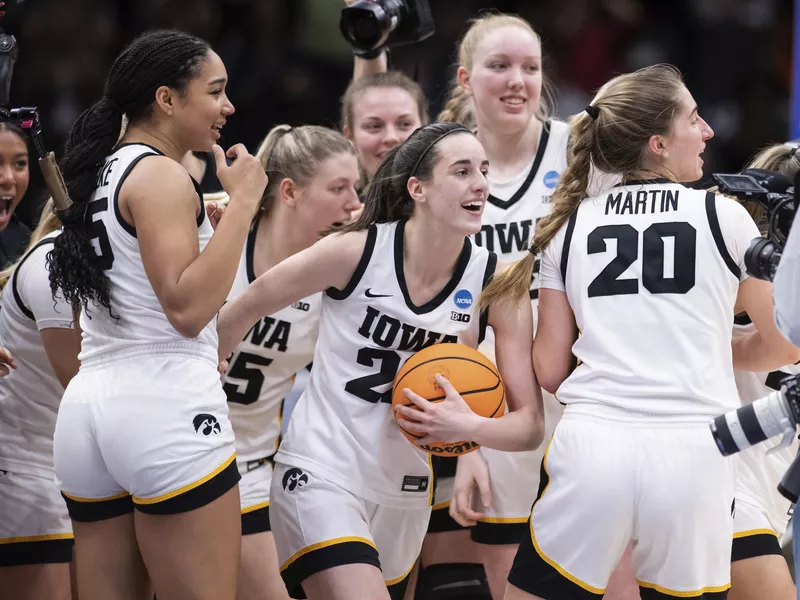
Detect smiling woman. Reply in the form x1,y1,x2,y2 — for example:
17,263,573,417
0,123,31,267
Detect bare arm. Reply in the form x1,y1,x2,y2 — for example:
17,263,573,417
217,229,371,360
353,52,388,80
40,328,81,388
125,147,265,338
732,277,800,371
533,288,579,394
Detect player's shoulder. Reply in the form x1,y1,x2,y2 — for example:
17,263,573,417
708,190,754,222
547,118,570,137
123,153,195,200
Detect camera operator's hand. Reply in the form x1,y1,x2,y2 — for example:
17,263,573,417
344,0,388,80
212,144,266,218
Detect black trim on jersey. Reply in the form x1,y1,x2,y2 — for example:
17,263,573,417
326,225,378,300
246,217,261,283
734,313,752,326
11,238,56,321
192,177,206,228
478,251,498,345
614,177,673,187
114,142,166,155
472,521,527,545
487,120,551,210
112,152,160,239
134,458,240,515
705,191,741,279
62,492,134,522
0,536,73,566
395,220,472,315
281,540,381,599
559,209,579,283
732,531,782,562
241,504,271,535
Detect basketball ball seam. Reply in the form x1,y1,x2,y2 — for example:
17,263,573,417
392,355,500,396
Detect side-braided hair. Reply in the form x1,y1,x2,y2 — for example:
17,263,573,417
48,30,210,316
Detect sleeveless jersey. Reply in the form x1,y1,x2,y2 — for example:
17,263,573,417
473,119,570,304
0,231,73,477
275,221,497,509
224,218,321,464
539,182,760,419
78,143,217,364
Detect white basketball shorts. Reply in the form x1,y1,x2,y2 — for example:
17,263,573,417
0,469,73,565
508,413,736,600
54,346,239,521
271,461,430,599
239,456,274,535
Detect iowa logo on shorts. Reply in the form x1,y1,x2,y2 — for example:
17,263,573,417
193,413,221,436
282,467,308,493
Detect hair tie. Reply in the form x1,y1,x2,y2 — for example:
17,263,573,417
790,146,798,158
527,245,538,256
584,105,600,121
410,126,472,177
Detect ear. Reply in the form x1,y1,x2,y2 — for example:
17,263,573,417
457,66,473,95
407,176,425,203
647,134,669,159
154,85,178,117
279,178,298,207
342,125,353,141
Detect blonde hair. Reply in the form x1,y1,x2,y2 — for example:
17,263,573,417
742,144,800,230
253,124,356,215
0,198,61,289
438,13,553,128
479,64,686,307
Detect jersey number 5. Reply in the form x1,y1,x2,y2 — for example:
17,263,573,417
86,198,115,270
344,348,401,403
588,222,696,298
224,351,274,405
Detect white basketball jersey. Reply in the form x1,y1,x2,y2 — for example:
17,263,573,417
224,219,321,464
79,143,218,364
0,231,73,477
276,221,497,509
733,317,799,526
540,182,760,419
473,119,570,304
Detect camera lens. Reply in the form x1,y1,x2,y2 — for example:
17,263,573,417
341,3,393,52
0,34,14,53
744,236,778,280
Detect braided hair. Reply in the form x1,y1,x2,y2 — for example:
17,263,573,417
48,30,210,316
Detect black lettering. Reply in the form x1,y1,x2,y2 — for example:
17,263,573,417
635,191,648,214
249,317,275,346
662,190,679,212
620,192,634,215
398,324,427,352
606,192,622,215
265,320,291,352
95,158,118,189
496,220,532,254
373,315,401,348
357,306,380,339
649,190,660,213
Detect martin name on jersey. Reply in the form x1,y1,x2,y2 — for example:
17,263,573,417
274,221,496,509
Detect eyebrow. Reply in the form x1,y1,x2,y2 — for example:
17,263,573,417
208,77,227,87
449,159,490,168
689,106,698,118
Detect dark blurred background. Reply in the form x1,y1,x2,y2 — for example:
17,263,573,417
3,0,795,226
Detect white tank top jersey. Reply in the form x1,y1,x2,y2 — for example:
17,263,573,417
539,181,760,420
275,221,497,509
0,231,73,477
78,143,218,364
224,218,321,464
473,119,570,304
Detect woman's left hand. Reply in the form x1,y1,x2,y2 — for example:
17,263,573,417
205,201,226,229
394,373,482,445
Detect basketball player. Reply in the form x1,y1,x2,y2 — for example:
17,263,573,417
217,122,545,600
220,124,360,600
435,14,574,598
727,143,800,600
47,30,267,600
0,199,79,600
459,63,800,600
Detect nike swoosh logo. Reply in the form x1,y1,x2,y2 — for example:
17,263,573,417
365,288,392,298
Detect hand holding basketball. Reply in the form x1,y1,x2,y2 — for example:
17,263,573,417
395,374,481,445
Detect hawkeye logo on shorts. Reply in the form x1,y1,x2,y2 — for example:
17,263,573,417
193,413,221,436
282,467,308,493
454,289,473,309
543,170,560,189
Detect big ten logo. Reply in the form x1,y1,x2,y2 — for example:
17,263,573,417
291,301,310,312
453,289,473,310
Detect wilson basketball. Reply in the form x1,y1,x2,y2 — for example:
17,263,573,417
392,343,505,456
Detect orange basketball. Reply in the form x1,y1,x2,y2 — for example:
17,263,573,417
392,343,505,456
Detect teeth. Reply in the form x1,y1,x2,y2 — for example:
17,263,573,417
503,98,524,105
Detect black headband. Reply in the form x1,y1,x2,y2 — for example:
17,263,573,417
410,127,472,177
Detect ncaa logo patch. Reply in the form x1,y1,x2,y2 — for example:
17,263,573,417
192,413,221,436
543,170,560,189
282,468,309,493
454,289,473,309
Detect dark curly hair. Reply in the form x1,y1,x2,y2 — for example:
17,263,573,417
47,29,210,316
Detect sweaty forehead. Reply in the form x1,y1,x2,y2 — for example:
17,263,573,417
353,87,420,122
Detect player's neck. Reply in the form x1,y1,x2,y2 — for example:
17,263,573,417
120,125,185,163
402,217,465,289
476,117,540,179
251,208,318,278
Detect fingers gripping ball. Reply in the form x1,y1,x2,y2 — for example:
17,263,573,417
392,343,505,456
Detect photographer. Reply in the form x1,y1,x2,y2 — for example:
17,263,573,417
773,185,800,347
